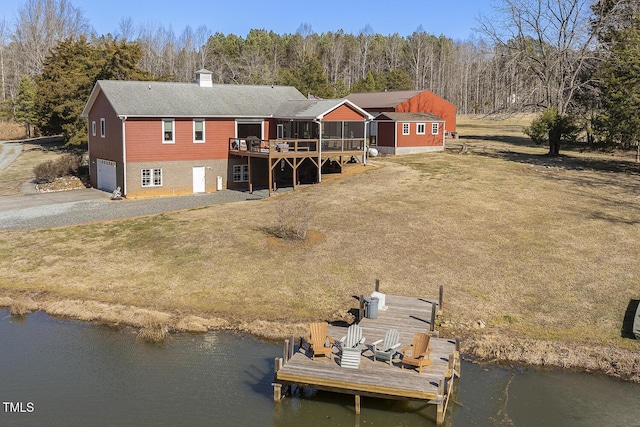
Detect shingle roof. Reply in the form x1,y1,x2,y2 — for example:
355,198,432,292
274,99,372,120
345,90,424,109
375,112,444,122
83,80,308,118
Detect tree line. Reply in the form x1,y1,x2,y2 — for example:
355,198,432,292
0,0,639,154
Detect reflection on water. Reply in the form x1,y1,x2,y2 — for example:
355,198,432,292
1,310,639,426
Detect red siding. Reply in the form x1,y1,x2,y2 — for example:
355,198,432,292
87,91,124,189
125,118,233,162
87,92,123,161
323,104,366,121
395,91,456,133
396,122,443,147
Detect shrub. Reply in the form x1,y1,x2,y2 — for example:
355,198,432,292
137,314,170,343
9,300,31,317
276,198,313,240
523,108,580,145
33,153,82,183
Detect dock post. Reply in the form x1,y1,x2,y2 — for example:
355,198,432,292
438,284,444,315
273,357,284,403
284,339,290,363
359,294,364,321
436,378,445,426
355,395,361,415
273,383,282,403
375,278,380,293
289,334,295,360
430,302,437,332
455,337,461,377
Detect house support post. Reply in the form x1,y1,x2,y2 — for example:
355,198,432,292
355,394,360,415
268,157,273,197
248,156,253,193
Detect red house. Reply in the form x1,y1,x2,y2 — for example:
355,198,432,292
346,90,456,155
82,70,373,197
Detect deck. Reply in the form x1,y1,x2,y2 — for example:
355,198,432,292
229,138,367,196
272,291,460,425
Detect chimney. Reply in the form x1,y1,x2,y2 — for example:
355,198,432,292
195,69,213,88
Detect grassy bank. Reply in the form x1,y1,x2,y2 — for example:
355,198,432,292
1,115,639,381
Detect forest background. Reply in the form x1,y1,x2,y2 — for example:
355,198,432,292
0,0,638,152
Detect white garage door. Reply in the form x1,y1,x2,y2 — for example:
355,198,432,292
97,159,117,192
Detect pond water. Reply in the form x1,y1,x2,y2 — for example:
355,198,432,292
1,310,639,426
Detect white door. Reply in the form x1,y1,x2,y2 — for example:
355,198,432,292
97,159,117,192
192,166,205,193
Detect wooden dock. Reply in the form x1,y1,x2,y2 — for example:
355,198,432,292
272,289,461,425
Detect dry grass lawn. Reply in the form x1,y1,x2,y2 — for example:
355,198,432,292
1,115,639,380
0,139,68,196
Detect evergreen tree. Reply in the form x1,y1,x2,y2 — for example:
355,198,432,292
594,10,640,150
14,75,37,137
35,35,151,145
279,55,333,99
35,36,98,144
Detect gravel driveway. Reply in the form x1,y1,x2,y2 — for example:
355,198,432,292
0,141,23,171
0,189,276,230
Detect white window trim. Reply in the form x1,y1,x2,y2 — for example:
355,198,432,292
402,123,410,135
141,168,163,187
233,164,249,182
91,121,96,137
432,123,439,135
417,123,426,135
100,118,106,138
193,119,205,143
163,119,175,144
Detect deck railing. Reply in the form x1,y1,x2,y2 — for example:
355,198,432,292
321,138,365,152
229,138,318,154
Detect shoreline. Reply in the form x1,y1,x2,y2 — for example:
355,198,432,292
2,295,638,384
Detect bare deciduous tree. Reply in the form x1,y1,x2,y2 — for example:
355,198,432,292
478,0,603,155
12,0,89,77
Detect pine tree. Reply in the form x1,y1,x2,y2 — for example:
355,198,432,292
595,11,640,151
14,75,37,137
35,35,152,145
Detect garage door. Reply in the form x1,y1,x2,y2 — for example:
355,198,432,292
97,159,117,192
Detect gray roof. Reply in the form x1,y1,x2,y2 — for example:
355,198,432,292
83,80,308,118
345,90,424,109
274,99,373,120
375,112,444,122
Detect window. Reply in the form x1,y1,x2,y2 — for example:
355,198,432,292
417,123,426,135
233,164,249,182
100,118,106,138
141,168,163,187
402,123,410,135
163,119,175,143
432,123,439,135
193,119,205,143
91,121,96,137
